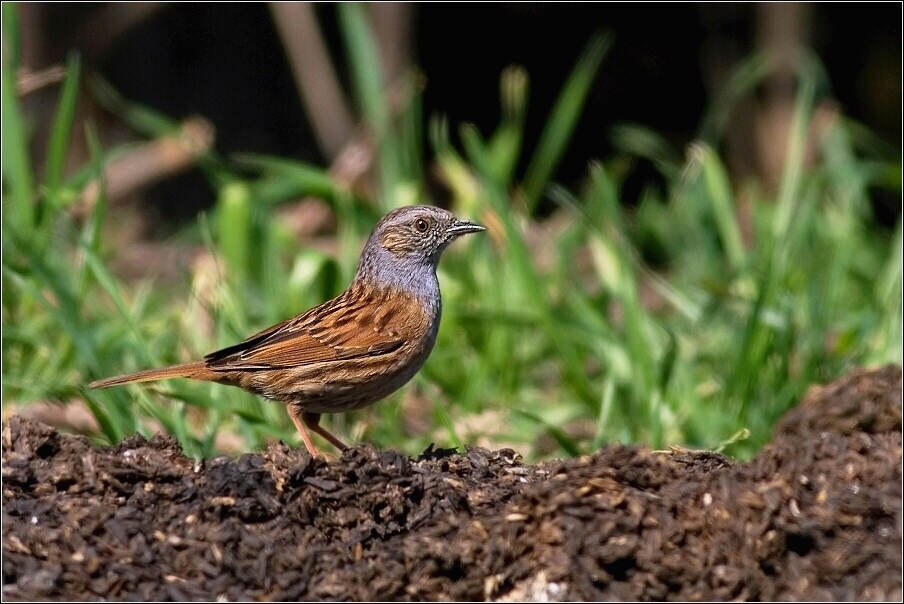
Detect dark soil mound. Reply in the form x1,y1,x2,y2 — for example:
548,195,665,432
3,366,901,601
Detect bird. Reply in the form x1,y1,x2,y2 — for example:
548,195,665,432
90,205,485,456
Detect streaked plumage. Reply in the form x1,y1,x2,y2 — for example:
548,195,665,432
90,205,484,456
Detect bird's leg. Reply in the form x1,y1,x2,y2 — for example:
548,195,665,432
302,411,349,453
288,405,320,457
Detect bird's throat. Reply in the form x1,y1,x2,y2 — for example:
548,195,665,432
356,262,441,315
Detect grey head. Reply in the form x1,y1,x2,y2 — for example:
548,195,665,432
354,205,485,298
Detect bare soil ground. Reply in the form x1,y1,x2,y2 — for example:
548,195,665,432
2,365,901,601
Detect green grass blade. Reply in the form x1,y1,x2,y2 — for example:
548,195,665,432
1,30,34,233
514,409,581,457
694,144,746,271
338,3,385,130
76,124,108,299
585,163,656,393
79,246,154,367
81,389,122,443
434,399,464,452
397,73,425,187
337,3,400,206
89,75,181,138
217,181,253,284
772,73,815,256
3,262,99,371
2,3,21,70
486,65,529,183
699,52,773,142
609,123,682,180
44,54,82,204
522,32,612,211
234,153,342,203
873,218,903,365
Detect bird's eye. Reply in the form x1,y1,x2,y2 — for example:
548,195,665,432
414,218,430,233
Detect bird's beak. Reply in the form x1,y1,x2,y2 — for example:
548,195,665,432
447,219,486,238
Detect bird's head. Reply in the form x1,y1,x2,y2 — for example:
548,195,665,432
355,205,485,291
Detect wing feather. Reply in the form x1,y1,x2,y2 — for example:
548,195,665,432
204,285,427,371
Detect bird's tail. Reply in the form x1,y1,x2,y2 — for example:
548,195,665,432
89,361,210,389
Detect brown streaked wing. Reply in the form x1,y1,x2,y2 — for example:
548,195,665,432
203,316,304,366
204,285,427,371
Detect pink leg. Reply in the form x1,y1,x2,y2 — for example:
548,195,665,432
288,405,320,457
287,406,349,456
302,411,349,452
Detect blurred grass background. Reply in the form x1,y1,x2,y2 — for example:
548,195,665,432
2,4,900,461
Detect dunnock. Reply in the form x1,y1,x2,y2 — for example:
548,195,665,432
90,205,485,456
